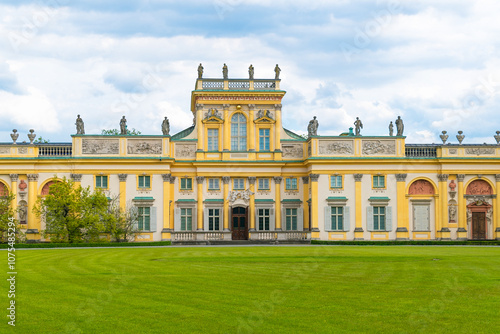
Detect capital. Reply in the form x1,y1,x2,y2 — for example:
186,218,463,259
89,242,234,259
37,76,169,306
70,174,82,182
222,176,231,184
457,174,466,182
9,174,18,182
395,173,407,182
196,176,205,184
274,104,282,111
162,174,171,182
248,104,255,110
353,174,363,182
196,104,204,111
169,176,177,184
301,176,309,184
118,174,128,182
27,174,39,182
248,177,256,184
437,174,449,182
273,176,283,184
309,174,320,182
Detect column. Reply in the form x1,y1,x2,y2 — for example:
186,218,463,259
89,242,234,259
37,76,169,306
196,104,204,151
457,174,467,240
169,176,176,230
274,104,282,159
248,177,256,231
302,176,310,230
223,104,230,151
495,175,500,240
70,173,82,188
27,174,39,240
248,105,255,151
118,174,127,212
274,177,282,230
309,174,320,237
9,174,18,217
222,176,230,231
437,174,450,240
196,176,204,230
354,174,364,240
161,174,172,237
395,173,409,240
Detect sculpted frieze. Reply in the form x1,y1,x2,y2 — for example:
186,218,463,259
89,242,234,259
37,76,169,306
318,140,353,155
175,143,196,158
127,139,162,155
465,147,495,155
82,139,119,155
362,140,396,155
282,144,303,158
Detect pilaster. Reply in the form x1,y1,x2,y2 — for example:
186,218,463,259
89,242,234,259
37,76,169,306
274,176,282,230
496,175,500,240
222,176,230,231
118,174,127,211
309,174,320,237
26,173,40,241
9,174,18,218
302,176,310,230
457,174,467,240
70,173,82,188
395,173,409,240
169,176,176,230
274,104,282,160
223,104,230,152
161,174,172,239
437,174,450,240
248,177,256,231
353,174,364,240
248,105,255,152
196,176,204,230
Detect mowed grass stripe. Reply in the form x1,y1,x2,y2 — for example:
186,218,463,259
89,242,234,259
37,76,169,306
8,246,500,333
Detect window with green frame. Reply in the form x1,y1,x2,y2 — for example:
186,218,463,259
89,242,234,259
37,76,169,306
208,178,220,190
138,175,151,189
285,178,298,190
180,208,192,231
95,175,108,188
180,178,192,190
330,175,342,188
373,175,385,188
258,178,270,190
285,208,298,230
330,206,343,230
373,206,386,230
258,208,270,230
138,207,151,231
259,128,270,151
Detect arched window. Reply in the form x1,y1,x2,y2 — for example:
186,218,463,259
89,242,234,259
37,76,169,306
231,113,247,151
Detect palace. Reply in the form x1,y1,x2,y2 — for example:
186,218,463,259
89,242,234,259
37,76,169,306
3,66,500,243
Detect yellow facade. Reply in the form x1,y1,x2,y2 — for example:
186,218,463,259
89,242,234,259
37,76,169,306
3,69,500,242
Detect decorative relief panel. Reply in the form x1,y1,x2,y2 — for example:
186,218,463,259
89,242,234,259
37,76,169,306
18,147,28,154
282,144,303,158
408,179,435,195
82,139,119,155
465,147,495,155
466,179,493,195
127,139,162,155
175,143,196,159
318,140,354,155
362,140,396,155
0,147,10,154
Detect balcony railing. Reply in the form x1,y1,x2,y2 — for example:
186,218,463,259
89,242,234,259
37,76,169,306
201,79,224,90
38,145,72,157
197,78,280,91
405,145,437,158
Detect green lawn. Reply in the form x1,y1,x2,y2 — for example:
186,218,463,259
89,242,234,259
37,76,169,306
5,246,500,333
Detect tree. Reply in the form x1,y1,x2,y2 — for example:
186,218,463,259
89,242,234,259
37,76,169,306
34,136,50,143
103,197,139,242
34,178,109,243
0,193,24,243
101,128,141,135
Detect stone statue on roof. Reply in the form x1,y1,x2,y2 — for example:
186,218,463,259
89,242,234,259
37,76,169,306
395,116,404,136
249,64,254,80
222,63,228,79
197,63,203,79
162,117,170,135
354,117,363,136
308,116,318,137
389,121,393,136
75,114,85,135
274,64,281,79
120,116,127,135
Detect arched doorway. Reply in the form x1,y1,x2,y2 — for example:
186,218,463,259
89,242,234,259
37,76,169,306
466,180,493,240
231,206,248,240
408,179,436,235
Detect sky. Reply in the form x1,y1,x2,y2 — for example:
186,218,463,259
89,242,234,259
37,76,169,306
1,0,500,144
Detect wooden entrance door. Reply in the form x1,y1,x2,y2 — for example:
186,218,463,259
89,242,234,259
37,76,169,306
472,212,486,240
232,207,248,240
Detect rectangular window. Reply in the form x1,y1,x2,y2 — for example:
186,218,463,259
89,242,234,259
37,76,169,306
258,178,270,190
180,178,192,190
208,178,220,190
330,206,343,230
138,175,151,189
373,175,385,188
259,128,270,151
208,208,220,231
180,208,192,231
373,206,386,230
330,175,342,189
95,175,108,189
207,129,219,151
285,208,298,231
233,178,245,190
258,208,270,231
285,178,298,190
138,207,151,231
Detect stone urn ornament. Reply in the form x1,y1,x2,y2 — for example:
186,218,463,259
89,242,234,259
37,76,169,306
10,129,19,144
456,131,465,145
494,131,500,145
439,130,448,144
27,129,36,144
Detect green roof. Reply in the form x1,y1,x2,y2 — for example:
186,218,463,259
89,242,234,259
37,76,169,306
368,197,390,201
283,128,306,141
327,196,348,201
281,199,302,203
255,199,275,203
204,199,223,202
176,199,196,202
171,126,195,141
133,197,154,200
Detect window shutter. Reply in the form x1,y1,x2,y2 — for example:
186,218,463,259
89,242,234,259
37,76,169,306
150,207,157,232
282,208,286,230
343,206,350,232
297,208,303,231
174,208,181,231
270,208,275,231
324,206,331,231
367,206,374,231
204,208,209,231
386,206,393,231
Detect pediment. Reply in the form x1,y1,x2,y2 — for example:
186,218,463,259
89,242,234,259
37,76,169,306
202,116,224,124
254,116,275,124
